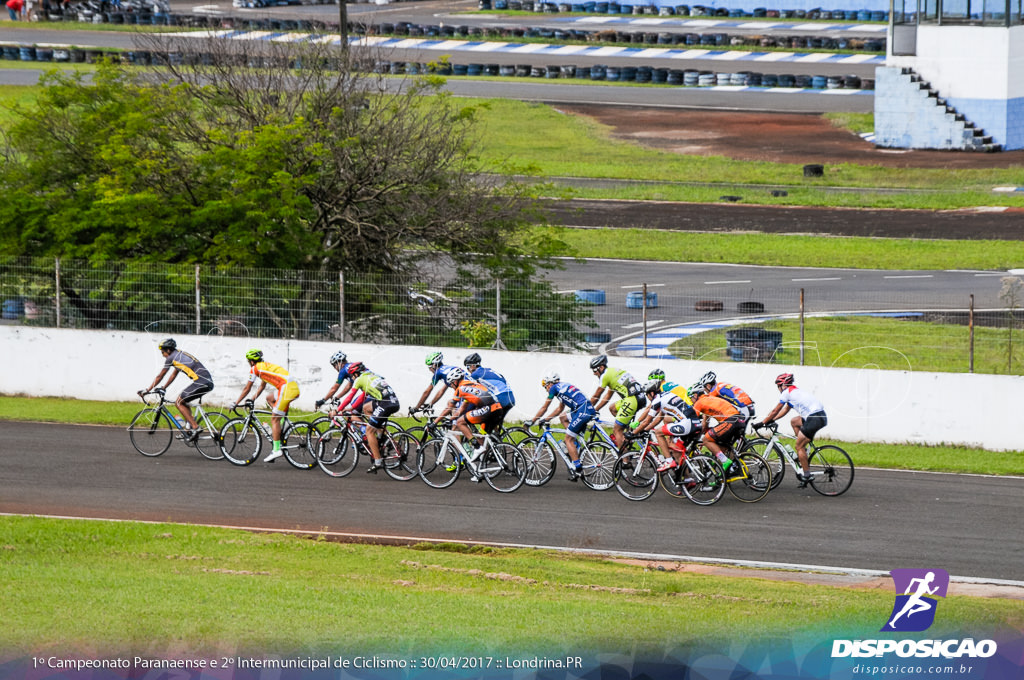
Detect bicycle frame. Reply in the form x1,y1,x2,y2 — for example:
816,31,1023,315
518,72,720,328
535,423,588,471
137,392,218,438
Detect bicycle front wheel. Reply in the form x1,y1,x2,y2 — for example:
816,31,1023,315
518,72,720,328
382,431,418,481
282,421,317,469
315,429,359,478
220,418,262,466
724,452,772,503
579,442,617,491
745,437,785,490
416,439,460,489
480,443,526,493
681,455,726,506
613,452,657,501
517,437,556,487
194,411,229,461
128,408,173,457
808,445,855,497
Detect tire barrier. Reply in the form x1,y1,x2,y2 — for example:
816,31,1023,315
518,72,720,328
694,300,724,312
625,291,658,308
575,289,607,305
725,328,782,362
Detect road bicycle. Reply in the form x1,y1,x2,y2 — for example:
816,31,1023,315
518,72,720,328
415,421,527,493
311,399,406,446
128,389,227,460
747,422,854,496
218,401,315,469
314,413,417,480
656,438,729,506
517,420,618,489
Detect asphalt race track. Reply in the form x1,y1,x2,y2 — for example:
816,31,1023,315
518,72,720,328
4,422,1022,582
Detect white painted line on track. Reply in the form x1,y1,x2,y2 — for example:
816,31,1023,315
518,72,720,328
622,320,664,328
884,274,934,279
792,276,843,281
621,283,667,288
704,279,752,284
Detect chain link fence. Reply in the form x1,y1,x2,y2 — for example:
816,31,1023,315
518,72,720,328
2,257,1021,375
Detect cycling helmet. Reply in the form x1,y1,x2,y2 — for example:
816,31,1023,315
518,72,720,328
648,368,665,381
589,354,608,370
541,372,560,387
346,361,365,377
158,338,176,351
425,351,443,368
700,370,717,387
330,350,347,366
643,379,662,394
775,373,795,388
687,382,706,400
244,349,263,362
464,352,482,367
445,368,466,387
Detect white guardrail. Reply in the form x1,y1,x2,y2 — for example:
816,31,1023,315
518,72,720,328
2,325,1022,451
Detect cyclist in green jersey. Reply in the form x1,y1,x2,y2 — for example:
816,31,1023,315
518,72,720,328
588,354,645,448
345,362,400,473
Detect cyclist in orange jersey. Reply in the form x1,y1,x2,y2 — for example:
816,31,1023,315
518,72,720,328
230,349,301,463
433,368,503,458
687,383,744,473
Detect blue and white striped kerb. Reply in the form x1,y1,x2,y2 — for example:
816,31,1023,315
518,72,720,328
615,319,752,359
564,17,889,32
176,31,886,66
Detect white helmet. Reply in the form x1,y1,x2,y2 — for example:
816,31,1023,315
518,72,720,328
541,372,559,387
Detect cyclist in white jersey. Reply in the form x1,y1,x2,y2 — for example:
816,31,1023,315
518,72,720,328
754,373,828,487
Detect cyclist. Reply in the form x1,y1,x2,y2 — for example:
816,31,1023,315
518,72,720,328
687,383,744,474
523,372,597,476
313,350,351,411
699,370,755,427
754,373,828,487
647,368,692,405
463,352,516,427
637,379,701,472
433,368,503,459
139,338,214,443
229,349,300,463
410,351,460,415
589,354,645,449
345,362,401,474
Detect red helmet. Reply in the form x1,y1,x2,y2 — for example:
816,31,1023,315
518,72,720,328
775,373,794,388
346,361,365,377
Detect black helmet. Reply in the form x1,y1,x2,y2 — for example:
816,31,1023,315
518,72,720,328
589,354,608,370
464,352,482,367
158,338,176,351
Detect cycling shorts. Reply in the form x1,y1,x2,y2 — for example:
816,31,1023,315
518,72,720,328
661,421,701,451
367,398,400,429
706,416,744,446
179,379,213,404
465,401,502,425
614,394,645,426
800,411,828,440
272,381,300,415
567,406,597,435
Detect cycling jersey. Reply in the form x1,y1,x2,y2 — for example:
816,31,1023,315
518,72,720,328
662,381,695,406
353,372,396,401
708,382,754,419
454,379,496,408
649,392,698,422
548,382,593,413
778,386,825,418
163,350,212,384
600,367,642,398
248,361,291,390
469,366,516,409
691,393,740,421
334,363,351,385
431,365,460,387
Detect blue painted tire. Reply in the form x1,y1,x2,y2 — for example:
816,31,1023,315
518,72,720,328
625,291,658,309
575,289,606,305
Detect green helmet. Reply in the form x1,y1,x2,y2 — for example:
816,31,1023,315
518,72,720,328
425,351,443,368
648,368,665,381
245,349,263,362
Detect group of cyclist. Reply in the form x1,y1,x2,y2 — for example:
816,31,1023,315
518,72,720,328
141,340,829,486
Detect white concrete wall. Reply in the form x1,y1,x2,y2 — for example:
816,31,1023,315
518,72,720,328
889,25,1013,101
2,326,1023,451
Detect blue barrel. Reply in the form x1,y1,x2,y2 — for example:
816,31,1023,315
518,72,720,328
584,331,612,343
575,289,606,305
2,298,25,320
20,46,36,61
857,9,871,20
811,75,827,89
625,291,658,308
605,66,620,81
452,63,469,75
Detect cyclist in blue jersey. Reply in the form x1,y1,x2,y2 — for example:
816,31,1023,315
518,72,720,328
524,372,597,474
313,350,351,410
410,350,461,414
463,352,516,427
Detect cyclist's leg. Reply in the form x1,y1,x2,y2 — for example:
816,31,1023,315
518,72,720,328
177,381,211,430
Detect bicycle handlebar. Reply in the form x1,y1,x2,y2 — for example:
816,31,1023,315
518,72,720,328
408,405,434,422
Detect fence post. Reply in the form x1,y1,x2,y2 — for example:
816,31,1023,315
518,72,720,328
195,265,201,335
642,282,648,359
493,278,506,350
799,288,805,366
54,257,61,329
969,294,975,373
339,270,345,342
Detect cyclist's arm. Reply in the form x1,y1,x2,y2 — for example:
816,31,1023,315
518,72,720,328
143,366,171,393
427,384,449,408
756,402,788,427
529,396,554,422
232,380,256,407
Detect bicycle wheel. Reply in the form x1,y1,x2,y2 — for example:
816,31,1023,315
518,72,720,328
315,429,360,478
724,452,772,503
744,437,786,490
416,438,460,489
579,442,617,491
220,417,262,466
613,452,658,501
282,421,316,469
480,443,526,493
194,411,228,461
382,431,418,481
517,437,556,487
808,445,855,497
128,408,174,457
502,426,534,445
681,455,726,506
309,415,335,447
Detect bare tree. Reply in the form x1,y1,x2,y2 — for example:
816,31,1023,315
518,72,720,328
999,276,1024,373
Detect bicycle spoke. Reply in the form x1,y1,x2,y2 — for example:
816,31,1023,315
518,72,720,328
808,445,855,496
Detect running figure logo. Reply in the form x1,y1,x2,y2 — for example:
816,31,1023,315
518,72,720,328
881,568,950,632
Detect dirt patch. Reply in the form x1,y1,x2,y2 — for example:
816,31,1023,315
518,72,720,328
553,105,1024,169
